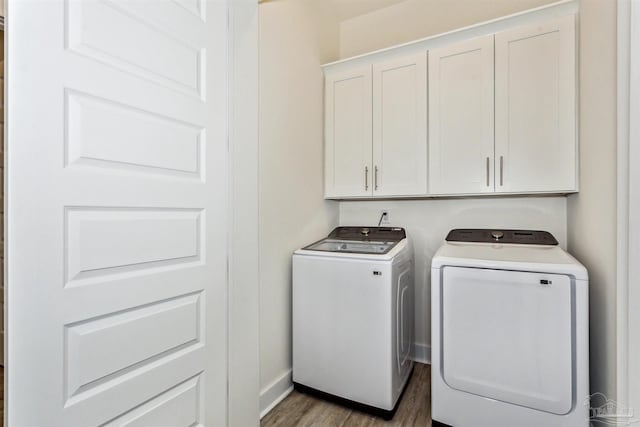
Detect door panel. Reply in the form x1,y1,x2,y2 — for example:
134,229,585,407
102,375,202,427
66,0,204,98
372,53,427,196
65,293,202,399
495,15,576,193
8,0,228,425
65,208,202,285
66,91,203,178
325,67,373,198
429,36,495,194
441,267,573,415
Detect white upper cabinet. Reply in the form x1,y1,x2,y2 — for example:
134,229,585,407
325,66,373,198
323,5,578,199
372,53,428,196
495,15,577,193
428,35,495,195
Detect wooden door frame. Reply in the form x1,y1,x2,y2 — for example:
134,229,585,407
617,0,640,413
228,0,260,426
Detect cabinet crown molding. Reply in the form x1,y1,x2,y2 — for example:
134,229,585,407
322,0,578,73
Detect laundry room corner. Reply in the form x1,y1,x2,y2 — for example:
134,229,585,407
4,0,636,424
257,0,629,424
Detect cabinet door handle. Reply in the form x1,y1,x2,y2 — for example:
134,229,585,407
486,157,490,187
499,156,504,186
365,166,369,191
374,166,379,191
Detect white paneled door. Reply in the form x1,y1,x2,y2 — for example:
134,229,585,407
372,53,427,197
7,1,228,425
428,36,494,195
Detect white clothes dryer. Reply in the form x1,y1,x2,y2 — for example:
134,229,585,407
431,229,589,427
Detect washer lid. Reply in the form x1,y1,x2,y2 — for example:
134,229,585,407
298,227,407,256
432,241,588,280
303,239,398,255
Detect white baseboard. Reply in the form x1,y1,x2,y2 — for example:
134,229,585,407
259,369,294,419
414,343,431,364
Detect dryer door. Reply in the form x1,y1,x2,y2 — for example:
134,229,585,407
441,266,573,415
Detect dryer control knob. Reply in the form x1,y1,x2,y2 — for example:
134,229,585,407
361,228,370,236
491,231,504,240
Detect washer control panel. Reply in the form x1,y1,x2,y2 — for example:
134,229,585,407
445,229,558,245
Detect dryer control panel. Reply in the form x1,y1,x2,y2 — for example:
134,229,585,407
445,229,558,245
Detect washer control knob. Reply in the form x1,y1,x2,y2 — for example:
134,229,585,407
491,231,504,240
361,228,370,236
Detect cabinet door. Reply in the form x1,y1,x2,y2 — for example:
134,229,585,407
495,15,576,193
372,53,427,196
428,35,495,194
325,67,373,198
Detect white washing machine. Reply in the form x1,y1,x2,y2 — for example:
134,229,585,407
293,227,414,419
431,229,589,427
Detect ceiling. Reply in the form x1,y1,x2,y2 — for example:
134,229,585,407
328,0,409,21
257,0,409,21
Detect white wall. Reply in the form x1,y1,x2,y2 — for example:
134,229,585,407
339,197,568,361
339,0,558,58
258,0,340,413
567,0,618,399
